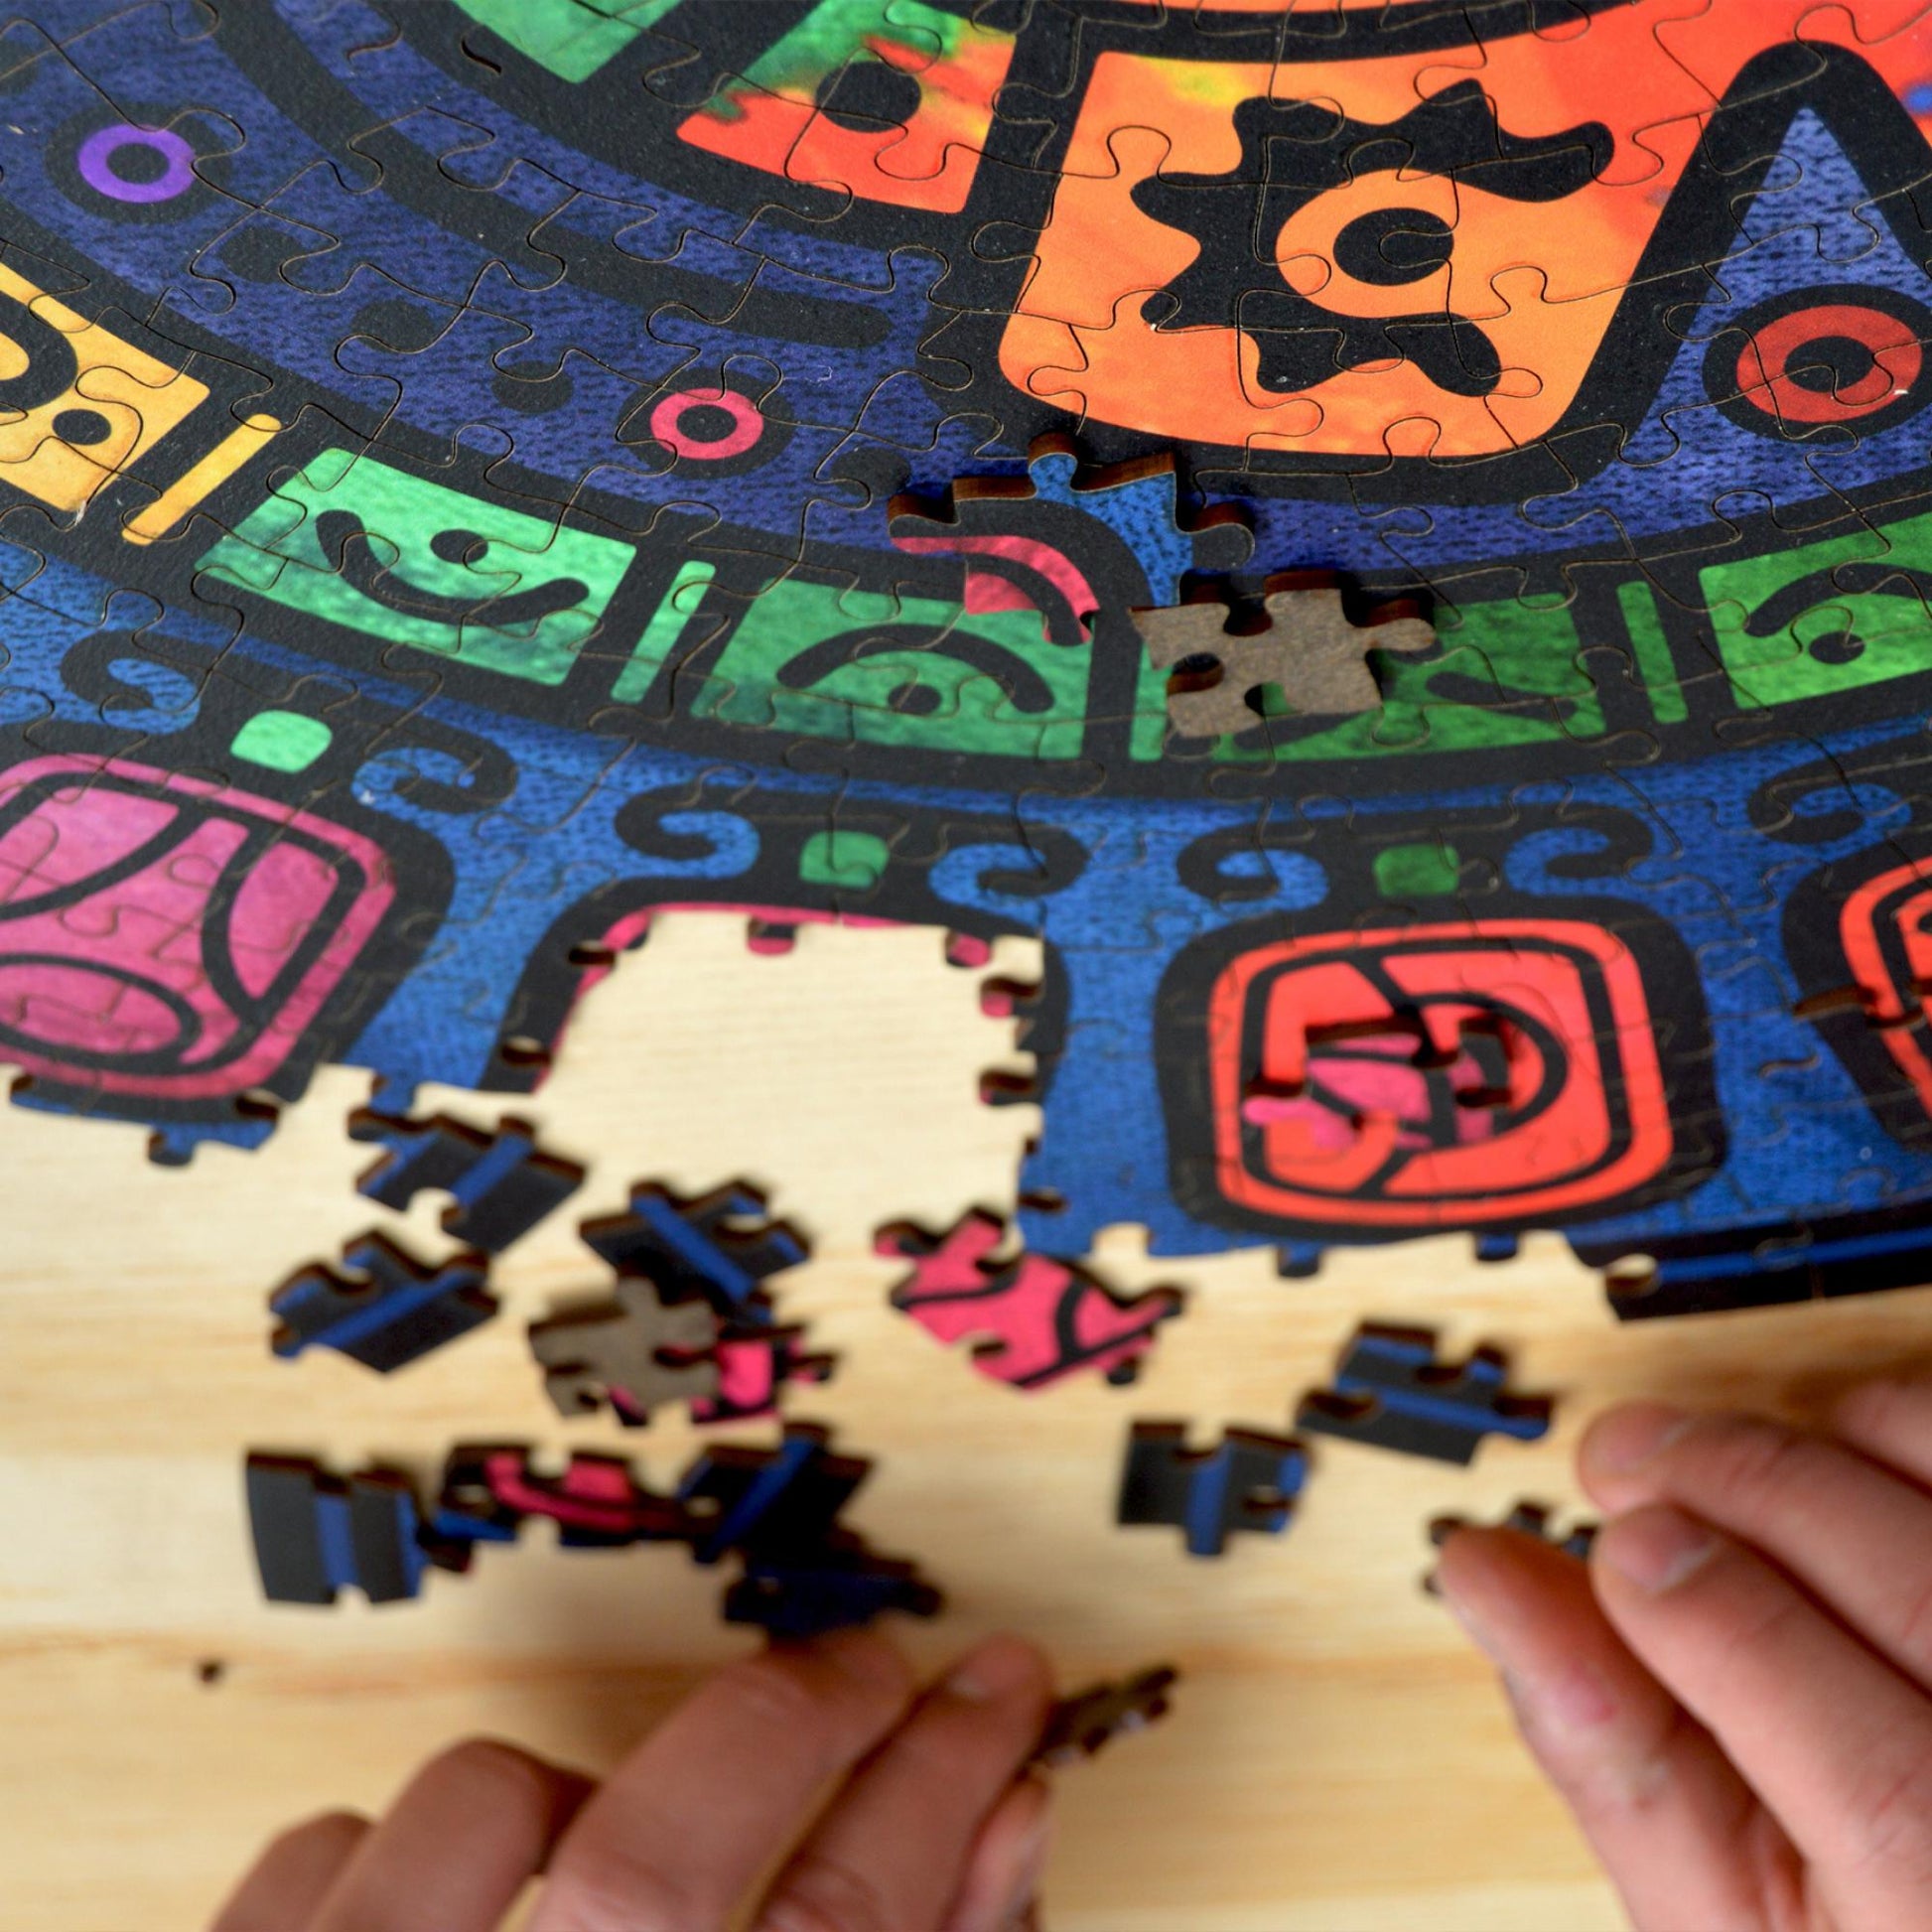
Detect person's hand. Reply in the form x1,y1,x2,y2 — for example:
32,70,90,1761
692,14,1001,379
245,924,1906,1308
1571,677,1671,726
1437,1369,1932,1930
210,1629,1053,1932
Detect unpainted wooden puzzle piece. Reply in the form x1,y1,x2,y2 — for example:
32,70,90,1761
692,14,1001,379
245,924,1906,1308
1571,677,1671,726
1132,576,1437,736
269,1232,495,1373
877,1207,1181,1388
1297,1323,1553,1466
528,1275,721,1425
1033,1665,1179,1767
1117,1423,1309,1558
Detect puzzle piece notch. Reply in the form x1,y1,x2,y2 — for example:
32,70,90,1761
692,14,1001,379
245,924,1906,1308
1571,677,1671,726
1033,1665,1179,1767
350,1106,585,1252
1296,1323,1552,1466
582,1179,808,1315
877,1208,1181,1389
269,1233,495,1373
689,1326,836,1425
1133,574,1437,738
528,1276,722,1426
1117,1423,1308,1558
245,1454,429,1605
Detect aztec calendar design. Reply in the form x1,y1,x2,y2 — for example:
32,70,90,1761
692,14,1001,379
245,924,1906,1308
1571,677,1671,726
11,0,1932,1329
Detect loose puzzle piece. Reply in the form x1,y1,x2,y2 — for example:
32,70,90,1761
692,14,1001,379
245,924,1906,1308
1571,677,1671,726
1296,1324,1553,1466
245,1453,429,1606
527,1276,721,1425
877,1208,1181,1388
1033,1665,1179,1767
269,1233,495,1373
350,1107,585,1252
582,1181,808,1317
1133,578,1438,737
1117,1423,1309,1558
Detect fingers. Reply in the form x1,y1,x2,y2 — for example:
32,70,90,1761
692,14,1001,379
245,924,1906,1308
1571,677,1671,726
1590,1504,1932,1909
754,1634,1052,1932
1580,1401,1932,1688
209,1811,368,1932
532,1630,915,1932
1434,1526,1777,1932
940,1776,1053,1932
308,1739,591,1932
1831,1367,1932,1491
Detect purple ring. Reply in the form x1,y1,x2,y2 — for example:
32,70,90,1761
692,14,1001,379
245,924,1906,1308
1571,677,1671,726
75,124,196,205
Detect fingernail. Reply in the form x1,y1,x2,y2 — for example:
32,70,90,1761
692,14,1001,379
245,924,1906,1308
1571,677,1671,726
1596,1506,1719,1593
946,1634,1042,1703
1584,1402,1693,1475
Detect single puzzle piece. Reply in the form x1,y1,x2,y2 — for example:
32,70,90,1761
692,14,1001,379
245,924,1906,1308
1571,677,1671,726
1132,578,1439,738
724,1548,943,1640
1116,1423,1308,1559
1296,1323,1553,1466
268,1232,495,1374
349,1105,584,1252
528,1275,722,1425
876,1207,1181,1389
428,1445,689,1559
582,1179,807,1317
245,1452,429,1606
1032,1664,1179,1767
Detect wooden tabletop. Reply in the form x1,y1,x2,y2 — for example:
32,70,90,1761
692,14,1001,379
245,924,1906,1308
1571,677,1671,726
4,911,1926,1931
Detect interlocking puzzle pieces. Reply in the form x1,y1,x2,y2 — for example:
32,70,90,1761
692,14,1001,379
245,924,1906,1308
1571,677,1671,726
533,1179,828,1426
1033,1665,1179,1768
350,1107,585,1252
1132,575,1438,738
877,1209,1181,1389
245,1454,431,1605
269,1233,495,1374
529,1276,722,1425
1296,1324,1552,1466
418,1427,939,1640
1117,1424,1309,1558
679,1426,942,1640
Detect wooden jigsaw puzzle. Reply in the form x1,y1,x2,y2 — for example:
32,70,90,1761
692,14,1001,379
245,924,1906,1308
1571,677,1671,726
6,0,1932,1321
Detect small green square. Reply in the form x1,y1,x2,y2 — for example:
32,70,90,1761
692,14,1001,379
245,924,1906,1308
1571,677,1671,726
229,710,332,773
1374,841,1461,899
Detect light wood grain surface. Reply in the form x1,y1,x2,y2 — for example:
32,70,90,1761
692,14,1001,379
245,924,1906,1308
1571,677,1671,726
4,911,1929,1932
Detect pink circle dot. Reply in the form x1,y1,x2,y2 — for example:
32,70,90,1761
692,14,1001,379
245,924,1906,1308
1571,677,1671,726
648,387,762,460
